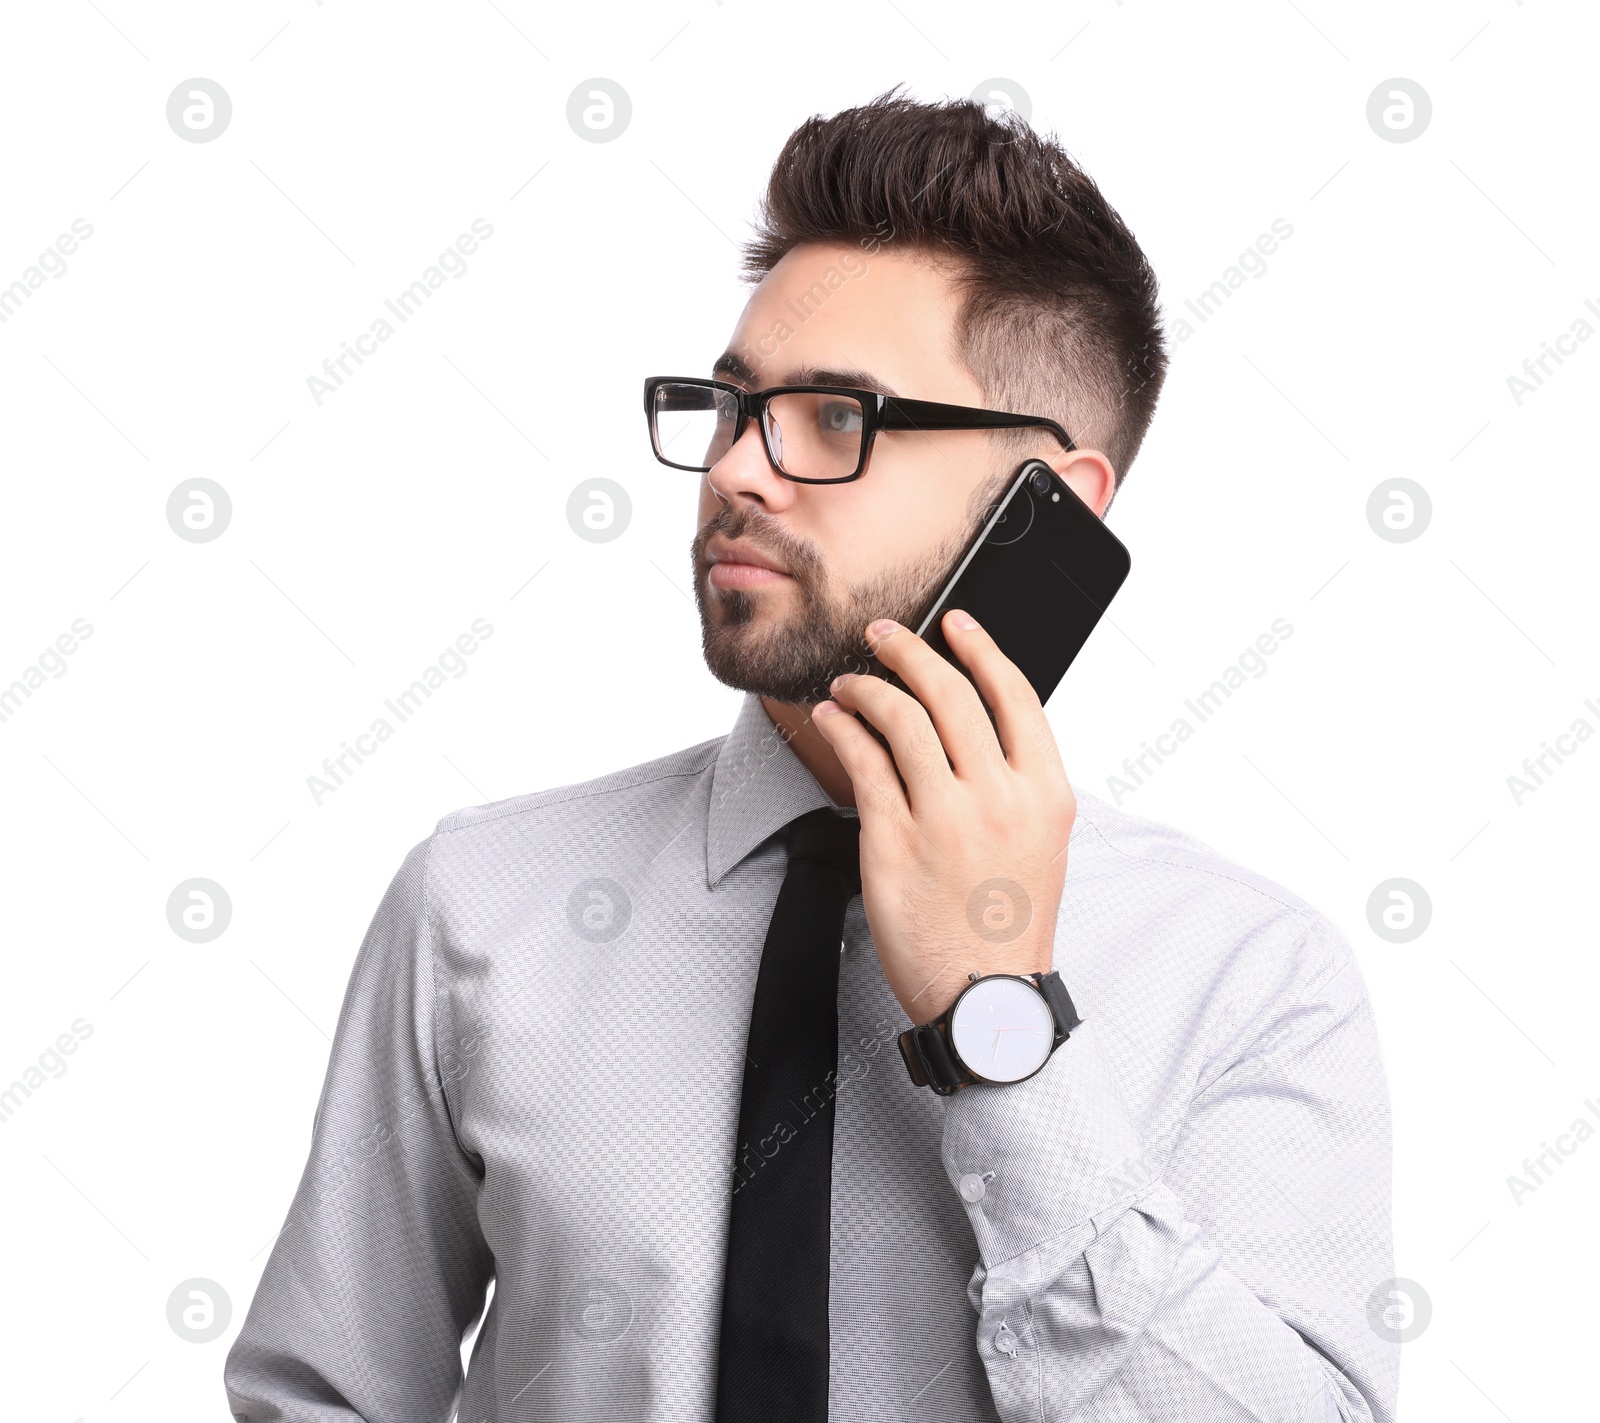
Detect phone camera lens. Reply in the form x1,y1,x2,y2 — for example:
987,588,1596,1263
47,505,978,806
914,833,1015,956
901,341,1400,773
1030,470,1051,494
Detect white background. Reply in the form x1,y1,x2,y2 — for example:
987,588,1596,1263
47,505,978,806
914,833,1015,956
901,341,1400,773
1,1,1595,1418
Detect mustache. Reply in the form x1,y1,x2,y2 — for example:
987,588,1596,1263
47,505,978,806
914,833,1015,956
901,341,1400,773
691,505,826,592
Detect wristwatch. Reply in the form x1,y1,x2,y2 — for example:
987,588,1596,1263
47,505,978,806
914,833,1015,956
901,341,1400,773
898,970,1081,1096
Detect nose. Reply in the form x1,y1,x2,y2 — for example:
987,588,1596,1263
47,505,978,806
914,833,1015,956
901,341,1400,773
705,418,798,513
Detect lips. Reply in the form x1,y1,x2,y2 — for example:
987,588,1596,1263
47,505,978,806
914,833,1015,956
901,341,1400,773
704,534,793,592
706,536,789,575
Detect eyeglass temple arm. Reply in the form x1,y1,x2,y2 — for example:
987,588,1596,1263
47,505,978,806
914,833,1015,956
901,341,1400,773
879,396,1076,452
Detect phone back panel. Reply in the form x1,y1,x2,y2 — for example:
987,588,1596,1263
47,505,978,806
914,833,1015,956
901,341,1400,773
910,461,1131,707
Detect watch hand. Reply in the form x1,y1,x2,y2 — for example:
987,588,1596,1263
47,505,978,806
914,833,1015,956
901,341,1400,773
992,1025,1024,1064
989,1025,1051,1065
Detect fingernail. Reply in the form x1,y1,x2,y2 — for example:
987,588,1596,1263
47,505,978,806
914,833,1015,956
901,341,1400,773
831,673,858,691
813,700,840,716
947,609,979,631
867,619,900,638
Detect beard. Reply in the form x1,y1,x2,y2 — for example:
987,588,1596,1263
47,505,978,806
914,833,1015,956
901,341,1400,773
691,498,987,706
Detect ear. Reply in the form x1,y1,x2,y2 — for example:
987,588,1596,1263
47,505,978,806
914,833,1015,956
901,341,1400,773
1040,447,1117,519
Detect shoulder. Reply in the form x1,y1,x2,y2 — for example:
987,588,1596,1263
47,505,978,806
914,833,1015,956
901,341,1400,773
431,733,724,839
437,736,727,834
1072,787,1322,919
1068,787,1358,998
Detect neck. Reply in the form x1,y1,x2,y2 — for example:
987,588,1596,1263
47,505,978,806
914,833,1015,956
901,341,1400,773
760,696,856,808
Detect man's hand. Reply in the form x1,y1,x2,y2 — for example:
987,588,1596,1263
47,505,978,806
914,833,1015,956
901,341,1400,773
811,610,1075,1025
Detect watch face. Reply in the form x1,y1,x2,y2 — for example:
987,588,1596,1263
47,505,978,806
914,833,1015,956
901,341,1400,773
949,977,1055,1083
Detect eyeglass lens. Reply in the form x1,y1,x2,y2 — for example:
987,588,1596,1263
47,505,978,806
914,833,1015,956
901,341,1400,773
651,382,866,480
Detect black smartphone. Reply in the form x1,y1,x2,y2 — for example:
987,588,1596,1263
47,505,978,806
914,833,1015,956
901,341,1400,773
871,458,1131,711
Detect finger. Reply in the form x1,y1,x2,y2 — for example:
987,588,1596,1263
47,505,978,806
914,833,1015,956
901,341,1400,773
938,610,1061,775
810,701,910,825
827,671,953,808
865,618,1005,779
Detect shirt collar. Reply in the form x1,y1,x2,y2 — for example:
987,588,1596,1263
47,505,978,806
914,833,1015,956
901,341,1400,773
706,694,845,887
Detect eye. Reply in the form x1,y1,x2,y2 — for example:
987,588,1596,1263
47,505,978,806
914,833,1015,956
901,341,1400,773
818,401,863,434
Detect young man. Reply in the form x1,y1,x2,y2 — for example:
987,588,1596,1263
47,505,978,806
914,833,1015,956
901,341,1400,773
226,94,1395,1422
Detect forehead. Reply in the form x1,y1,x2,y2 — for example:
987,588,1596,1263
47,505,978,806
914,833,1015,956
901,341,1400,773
725,242,982,402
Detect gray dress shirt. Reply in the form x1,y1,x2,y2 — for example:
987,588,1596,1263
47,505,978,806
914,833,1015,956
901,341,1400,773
224,694,1396,1422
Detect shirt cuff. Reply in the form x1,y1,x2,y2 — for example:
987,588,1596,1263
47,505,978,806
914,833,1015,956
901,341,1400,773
941,1015,1149,1267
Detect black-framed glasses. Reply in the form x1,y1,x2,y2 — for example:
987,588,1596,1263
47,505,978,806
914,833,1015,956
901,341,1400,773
643,375,1075,484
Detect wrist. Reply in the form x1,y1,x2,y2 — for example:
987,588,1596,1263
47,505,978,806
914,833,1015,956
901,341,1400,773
902,943,1056,1026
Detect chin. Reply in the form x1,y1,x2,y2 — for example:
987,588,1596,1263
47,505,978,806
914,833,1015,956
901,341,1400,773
703,575,790,626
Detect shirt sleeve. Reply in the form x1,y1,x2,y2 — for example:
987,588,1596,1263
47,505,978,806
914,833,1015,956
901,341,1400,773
223,836,495,1423
941,914,1397,1423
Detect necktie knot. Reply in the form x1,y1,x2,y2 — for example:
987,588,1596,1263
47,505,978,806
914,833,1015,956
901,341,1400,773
785,808,862,896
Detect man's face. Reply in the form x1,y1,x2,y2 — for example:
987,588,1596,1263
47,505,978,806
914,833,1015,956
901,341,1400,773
691,242,1067,706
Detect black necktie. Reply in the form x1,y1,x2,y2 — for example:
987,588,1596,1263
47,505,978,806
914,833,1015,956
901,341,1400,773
715,807,862,1423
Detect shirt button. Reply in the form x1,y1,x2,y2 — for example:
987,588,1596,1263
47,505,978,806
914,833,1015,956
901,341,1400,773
959,1173,987,1203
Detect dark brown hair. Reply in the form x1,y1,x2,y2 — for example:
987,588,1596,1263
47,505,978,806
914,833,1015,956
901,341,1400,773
743,89,1167,488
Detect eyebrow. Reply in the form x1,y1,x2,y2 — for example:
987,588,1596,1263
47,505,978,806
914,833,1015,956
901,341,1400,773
712,350,757,384
711,350,898,397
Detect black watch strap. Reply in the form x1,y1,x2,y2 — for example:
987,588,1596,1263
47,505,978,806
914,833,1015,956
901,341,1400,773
897,970,1081,1096
897,1018,972,1096
1035,970,1083,1043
